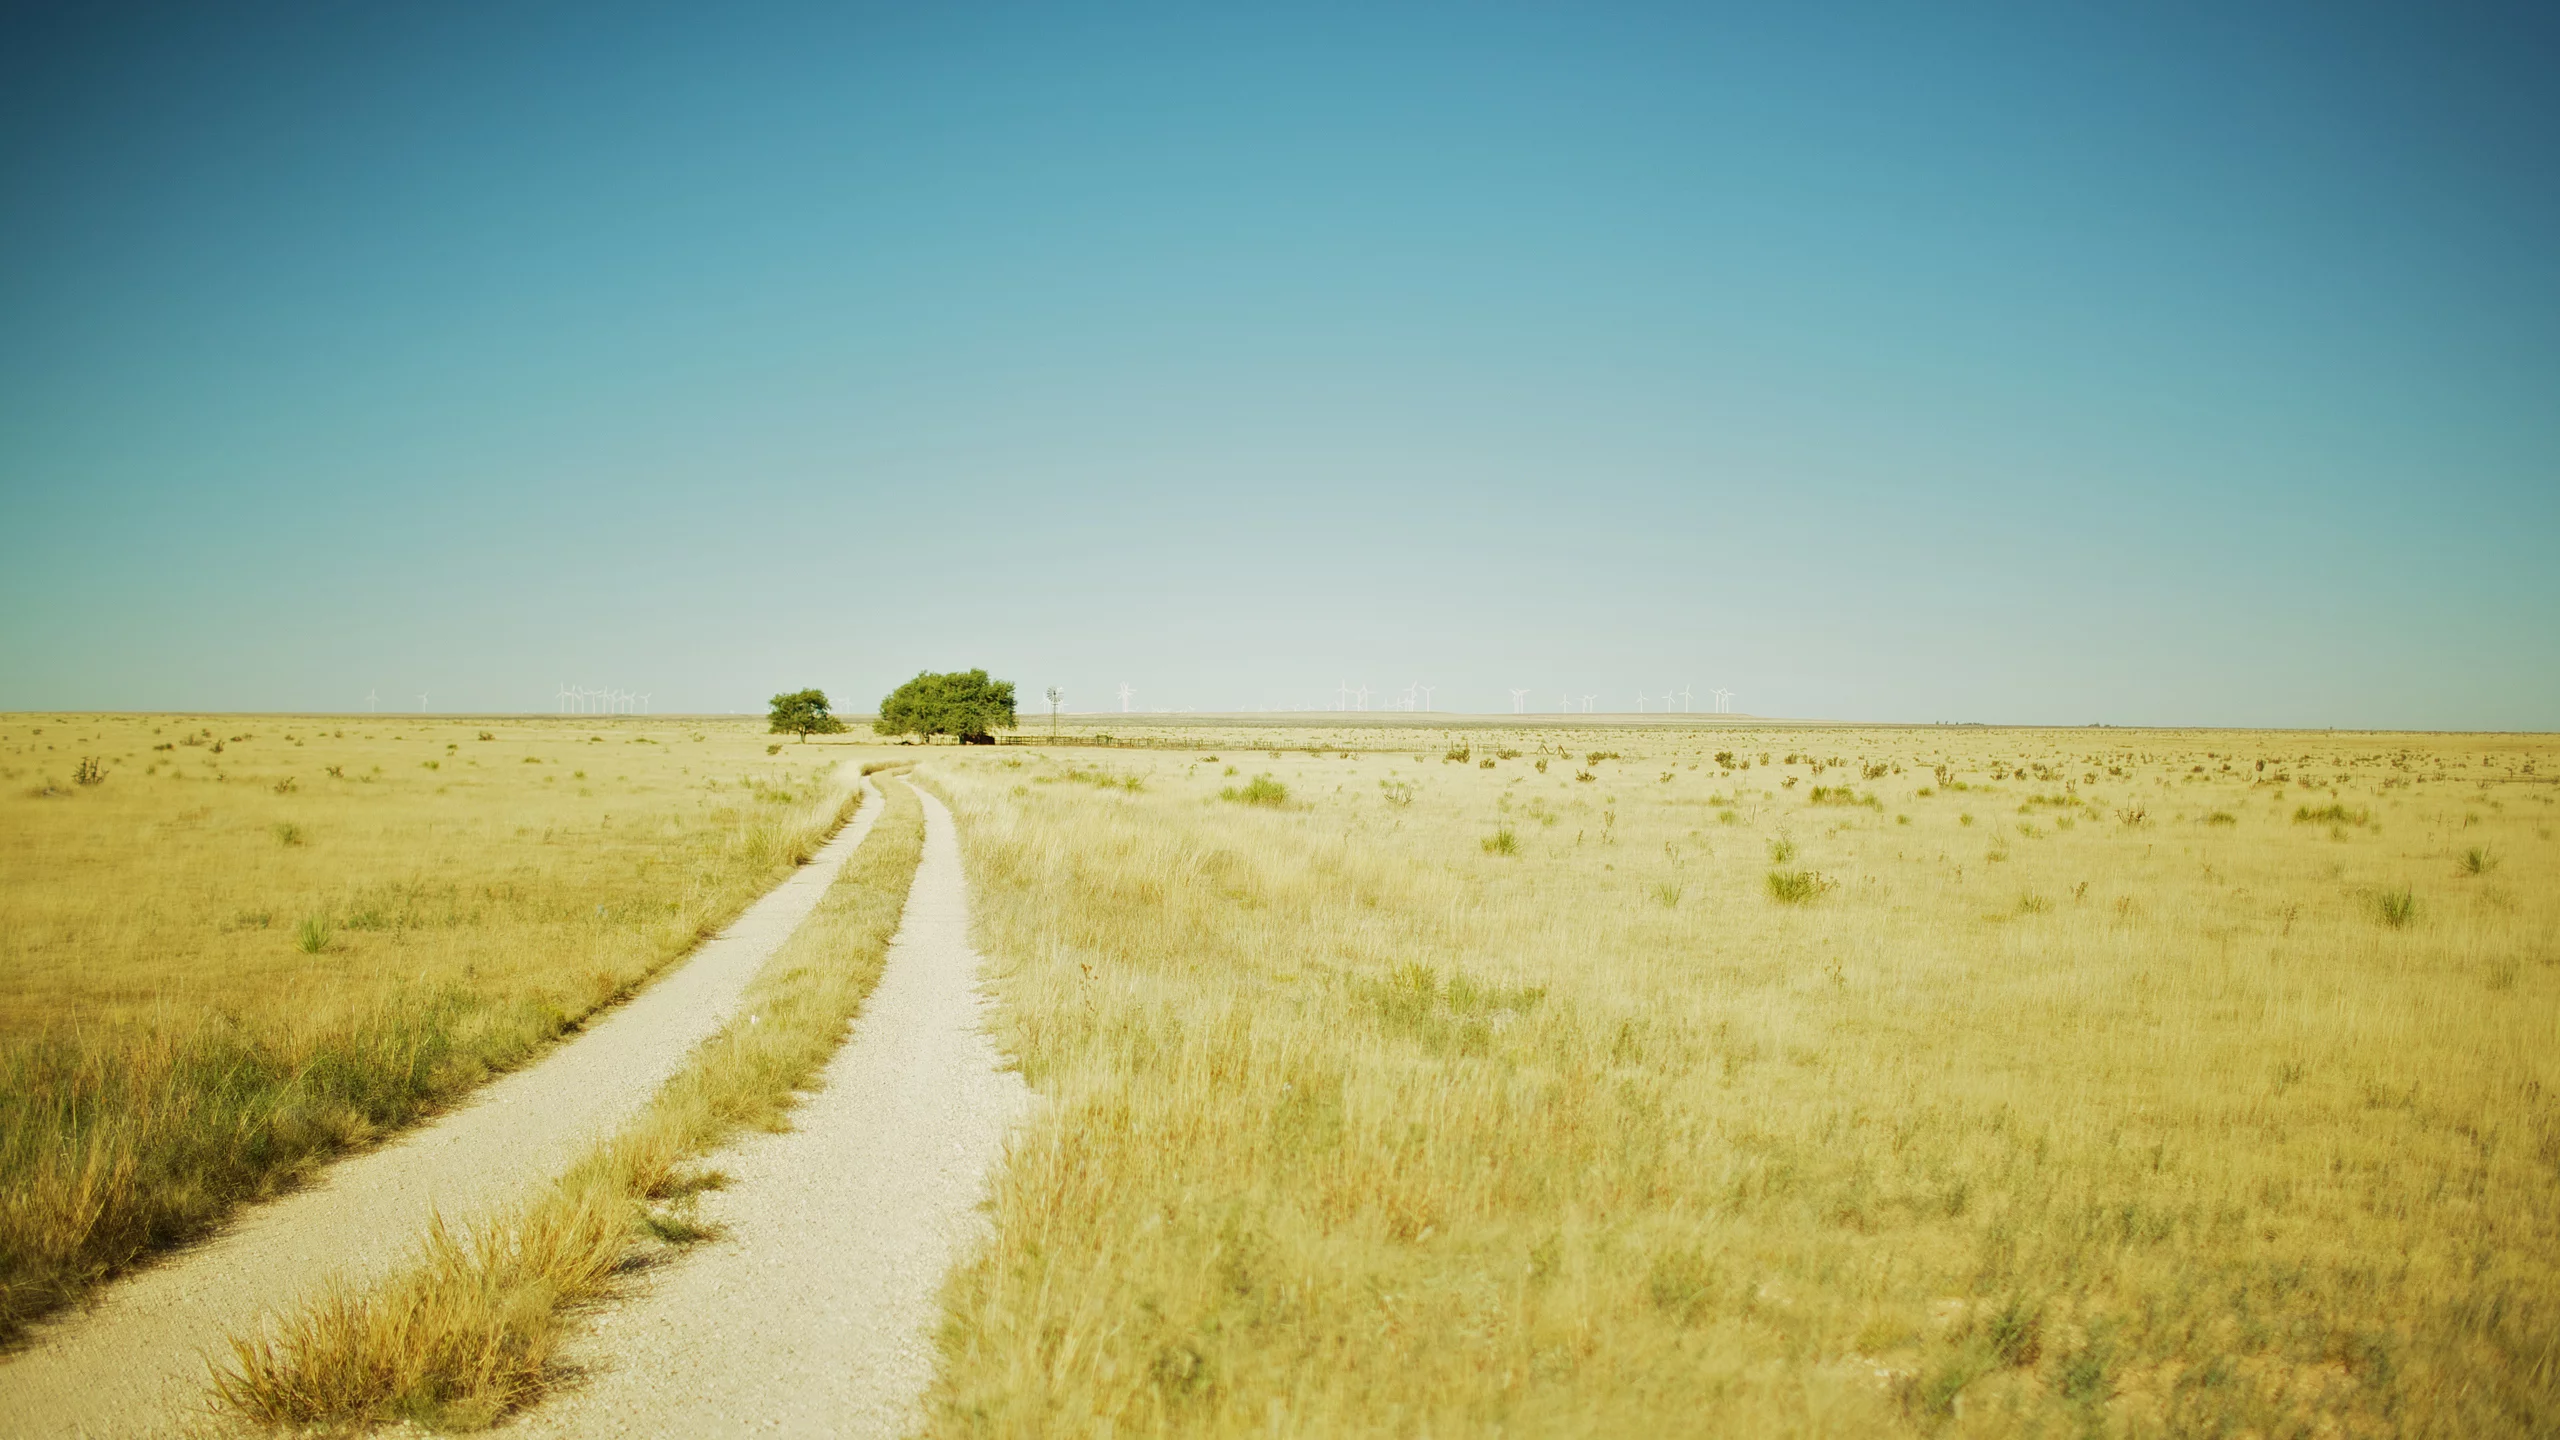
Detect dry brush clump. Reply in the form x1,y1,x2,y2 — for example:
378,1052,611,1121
0,714,864,1342
210,778,927,1431
921,728,2558,1438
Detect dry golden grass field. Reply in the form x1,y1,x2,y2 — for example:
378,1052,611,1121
0,713,856,1342
920,725,2558,1438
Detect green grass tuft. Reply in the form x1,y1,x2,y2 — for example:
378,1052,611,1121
1220,775,1288,807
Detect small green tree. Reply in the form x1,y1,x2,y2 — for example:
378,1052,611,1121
768,688,847,742
875,669,1017,743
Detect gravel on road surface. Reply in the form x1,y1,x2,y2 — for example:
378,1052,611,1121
0,772,886,1440
504,784,1033,1440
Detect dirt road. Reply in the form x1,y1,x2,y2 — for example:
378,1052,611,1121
0,773,886,1440
505,785,1032,1439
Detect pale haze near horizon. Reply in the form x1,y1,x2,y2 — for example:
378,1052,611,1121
2,5,2554,729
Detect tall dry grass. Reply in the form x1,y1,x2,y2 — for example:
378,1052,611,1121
923,729,2558,1437
211,776,928,1430
0,713,863,1342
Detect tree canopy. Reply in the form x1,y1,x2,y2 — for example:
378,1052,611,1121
767,688,847,741
875,669,1016,742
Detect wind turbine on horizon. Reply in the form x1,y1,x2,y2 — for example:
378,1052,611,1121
1418,683,1434,712
1510,688,1530,714
416,692,430,713
1118,681,1134,713
365,688,378,713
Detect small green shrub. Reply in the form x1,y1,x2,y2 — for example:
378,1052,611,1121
1808,786,1878,808
1646,1249,1718,1325
1482,827,1519,856
2056,1333,2116,1405
2374,886,2417,929
1986,1297,2044,1368
271,823,304,847
2295,803,2369,826
2460,846,2499,876
1768,837,1797,864
1766,869,1832,904
292,915,332,954
1221,775,1288,807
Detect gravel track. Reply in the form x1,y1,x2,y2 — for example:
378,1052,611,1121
0,772,885,1440
504,785,1032,1440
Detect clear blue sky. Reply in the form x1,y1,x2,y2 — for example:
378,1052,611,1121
4,4,2554,725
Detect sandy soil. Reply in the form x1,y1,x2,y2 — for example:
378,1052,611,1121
503,786,1032,1439
0,773,886,1440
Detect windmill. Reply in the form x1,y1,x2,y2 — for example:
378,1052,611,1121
1635,689,1646,714
1581,694,1596,713
1510,688,1530,714
1353,683,1372,712
365,688,378,713
1418,683,1435,712
1680,684,1694,713
1045,685,1062,736
1557,693,1571,713
1661,689,1677,713
637,693,651,716
1118,682,1134,713
1335,679,1352,712
1713,687,1734,714
416,691,430,713
1399,682,1419,713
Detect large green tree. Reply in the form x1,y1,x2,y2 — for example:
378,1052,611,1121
767,688,847,742
875,669,1017,743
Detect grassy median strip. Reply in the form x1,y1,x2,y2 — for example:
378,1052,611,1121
207,777,927,1432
